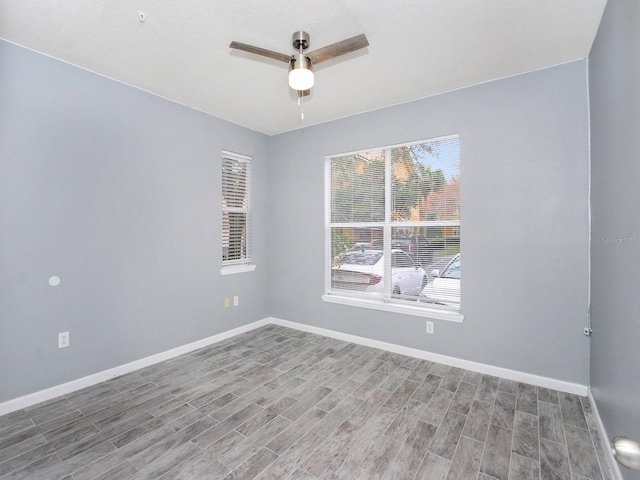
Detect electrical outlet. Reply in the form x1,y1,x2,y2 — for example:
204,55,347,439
58,331,70,348
426,321,434,334
233,296,239,307
224,298,230,308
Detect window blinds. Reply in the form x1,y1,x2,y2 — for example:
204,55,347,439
328,136,460,311
222,151,251,265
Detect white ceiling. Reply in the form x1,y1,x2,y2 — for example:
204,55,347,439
0,0,606,135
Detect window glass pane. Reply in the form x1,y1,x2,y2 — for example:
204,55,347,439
222,152,251,265
223,212,247,261
331,151,385,223
391,138,460,223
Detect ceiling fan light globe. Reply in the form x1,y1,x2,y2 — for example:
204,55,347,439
289,54,314,91
289,68,314,91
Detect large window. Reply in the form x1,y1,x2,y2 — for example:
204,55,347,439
221,150,254,274
324,135,461,320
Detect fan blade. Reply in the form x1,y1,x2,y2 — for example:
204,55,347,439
229,41,291,64
307,34,369,64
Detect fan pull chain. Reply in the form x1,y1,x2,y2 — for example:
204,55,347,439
299,92,304,119
298,42,305,119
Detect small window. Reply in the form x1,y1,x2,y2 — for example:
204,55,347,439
221,150,254,274
325,135,461,320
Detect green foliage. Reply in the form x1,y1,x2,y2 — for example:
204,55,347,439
331,154,385,223
392,146,446,220
331,228,351,257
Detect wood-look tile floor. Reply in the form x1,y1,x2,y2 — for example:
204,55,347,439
0,325,613,480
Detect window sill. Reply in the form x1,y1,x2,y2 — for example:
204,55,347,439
321,293,464,323
220,264,256,276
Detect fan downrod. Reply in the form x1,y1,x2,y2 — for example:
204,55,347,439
292,31,310,51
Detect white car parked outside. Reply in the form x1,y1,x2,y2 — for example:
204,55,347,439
418,254,460,306
332,249,426,298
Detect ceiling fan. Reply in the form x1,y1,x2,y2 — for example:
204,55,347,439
229,31,369,96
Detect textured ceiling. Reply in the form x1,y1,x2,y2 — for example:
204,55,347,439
0,0,607,135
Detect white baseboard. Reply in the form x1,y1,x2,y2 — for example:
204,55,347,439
1,315,590,416
588,388,623,480
0,319,270,416
268,317,589,396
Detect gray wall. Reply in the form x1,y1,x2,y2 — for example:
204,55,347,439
589,1,640,478
269,60,591,385
0,40,271,403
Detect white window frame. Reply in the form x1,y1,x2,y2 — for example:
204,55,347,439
322,135,463,322
221,150,255,275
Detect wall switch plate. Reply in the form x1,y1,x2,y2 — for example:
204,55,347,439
58,331,70,348
224,298,230,308
233,296,239,306
426,321,434,334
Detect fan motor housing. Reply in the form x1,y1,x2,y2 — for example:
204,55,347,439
292,31,310,51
